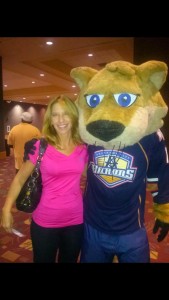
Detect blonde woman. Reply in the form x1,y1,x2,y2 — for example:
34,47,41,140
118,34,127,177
1,95,88,263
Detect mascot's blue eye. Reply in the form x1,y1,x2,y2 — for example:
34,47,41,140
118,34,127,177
85,94,104,108
114,93,137,107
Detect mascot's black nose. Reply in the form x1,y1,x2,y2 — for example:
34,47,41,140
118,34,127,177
86,120,125,142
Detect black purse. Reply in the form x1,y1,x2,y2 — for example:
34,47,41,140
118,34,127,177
16,138,48,213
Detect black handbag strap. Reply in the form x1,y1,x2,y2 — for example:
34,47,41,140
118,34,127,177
34,138,48,171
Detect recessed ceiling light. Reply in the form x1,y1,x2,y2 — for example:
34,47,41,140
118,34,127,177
46,41,53,45
40,73,45,77
88,53,93,57
72,85,76,88
4,84,7,87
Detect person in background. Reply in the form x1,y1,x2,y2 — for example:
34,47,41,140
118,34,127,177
7,112,41,173
1,95,88,263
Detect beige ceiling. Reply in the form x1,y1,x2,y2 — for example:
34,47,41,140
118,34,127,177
0,37,134,105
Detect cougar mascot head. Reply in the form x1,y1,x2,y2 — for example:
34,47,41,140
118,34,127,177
70,60,168,149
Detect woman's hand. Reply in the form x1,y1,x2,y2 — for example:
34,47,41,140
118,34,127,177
1,208,14,233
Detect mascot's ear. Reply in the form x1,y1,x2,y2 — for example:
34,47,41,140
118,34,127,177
70,67,98,89
137,60,168,91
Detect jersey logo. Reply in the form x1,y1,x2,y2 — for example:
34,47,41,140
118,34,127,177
91,150,137,188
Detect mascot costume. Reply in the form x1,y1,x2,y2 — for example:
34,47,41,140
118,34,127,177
70,60,169,263
24,60,169,263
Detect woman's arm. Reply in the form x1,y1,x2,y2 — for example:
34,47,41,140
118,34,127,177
80,163,88,194
1,160,35,233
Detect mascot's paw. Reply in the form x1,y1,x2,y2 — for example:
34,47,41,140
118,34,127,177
153,219,169,242
23,138,38,161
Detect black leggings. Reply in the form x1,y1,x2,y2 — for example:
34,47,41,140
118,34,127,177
30,219,83,263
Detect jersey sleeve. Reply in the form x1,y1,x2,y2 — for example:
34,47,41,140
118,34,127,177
147,130,169,203
147,130,169,223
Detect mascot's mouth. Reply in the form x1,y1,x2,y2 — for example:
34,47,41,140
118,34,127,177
86,120,125,142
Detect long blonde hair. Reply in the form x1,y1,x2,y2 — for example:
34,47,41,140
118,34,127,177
42,95,83,146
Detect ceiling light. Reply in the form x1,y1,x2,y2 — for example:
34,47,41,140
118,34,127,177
46,41,53,45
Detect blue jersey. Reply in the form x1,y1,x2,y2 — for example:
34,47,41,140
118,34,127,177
84,130,169,234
